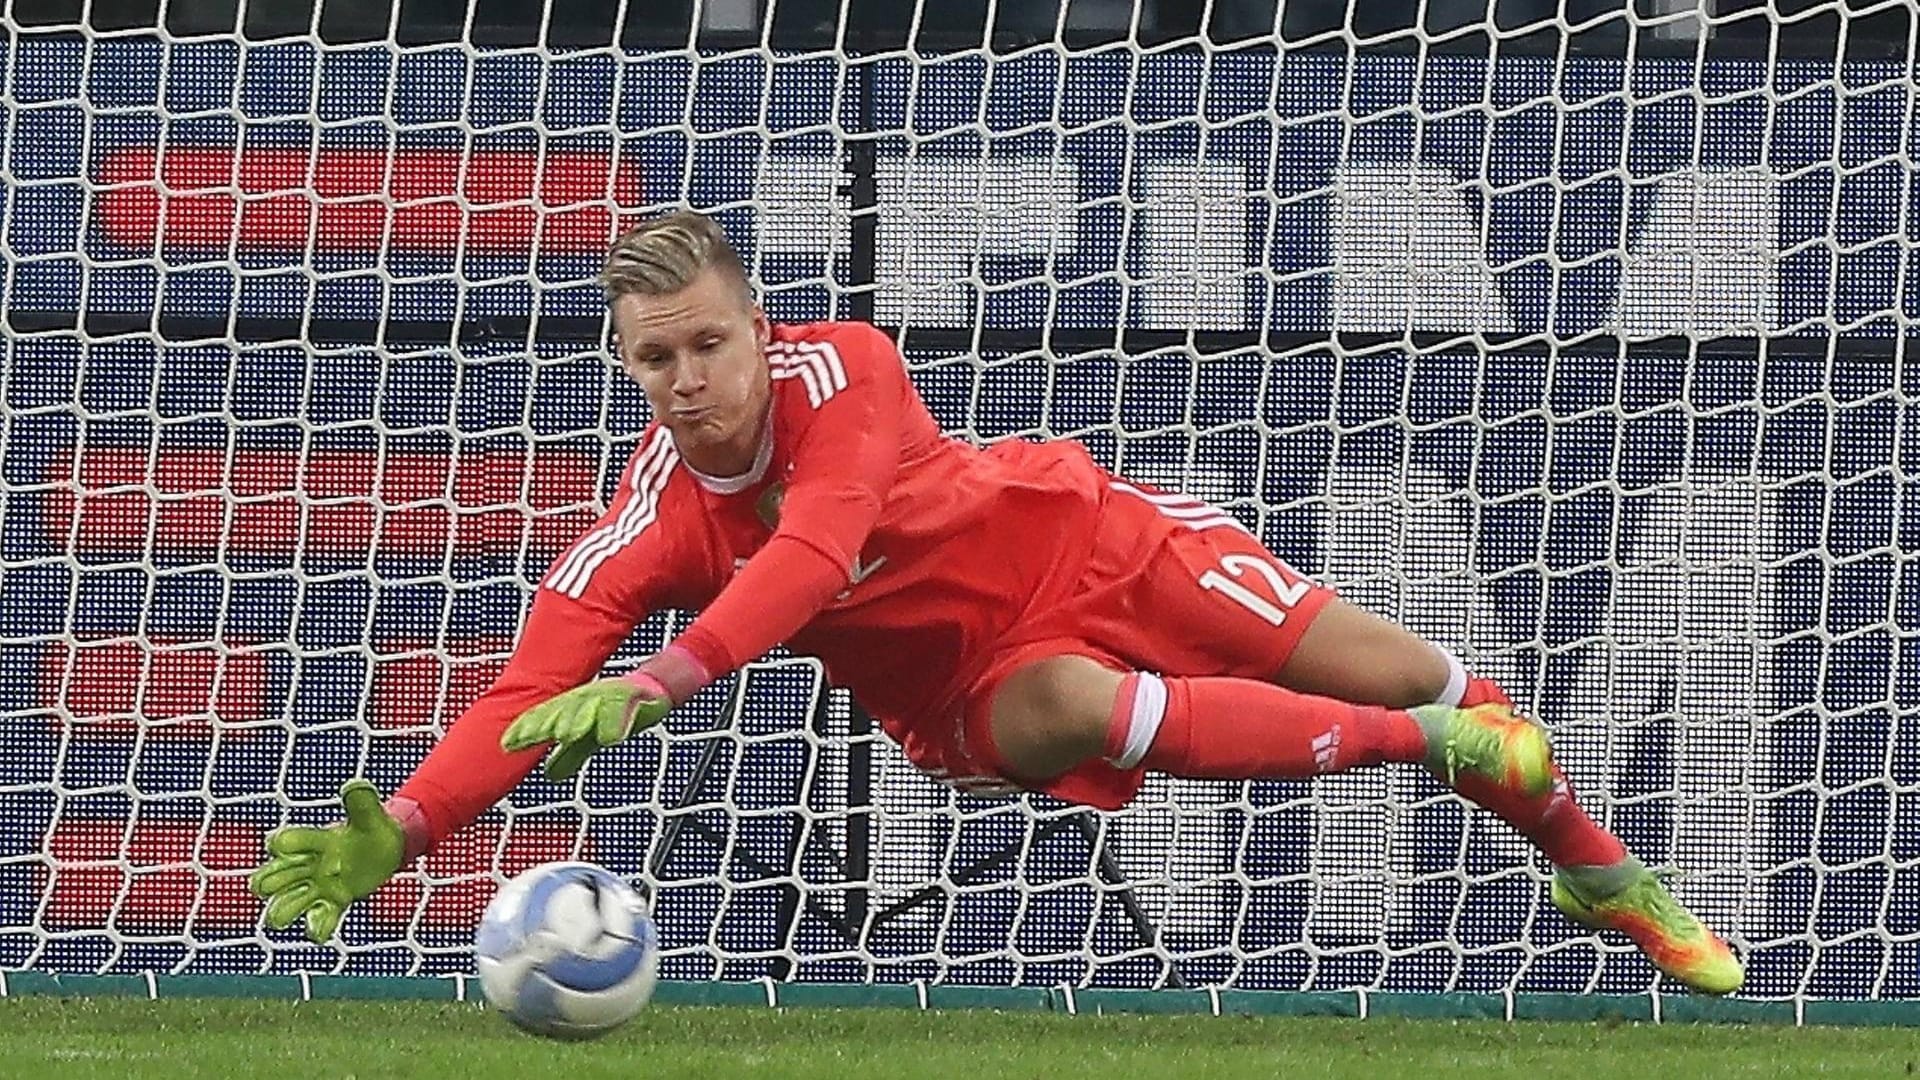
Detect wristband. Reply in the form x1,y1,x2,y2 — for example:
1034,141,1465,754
382,794,432,863
622,644,712,706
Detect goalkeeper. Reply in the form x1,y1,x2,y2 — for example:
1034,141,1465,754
251,210,1742,995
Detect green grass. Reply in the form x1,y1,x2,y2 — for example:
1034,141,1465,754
1,999,1917,1080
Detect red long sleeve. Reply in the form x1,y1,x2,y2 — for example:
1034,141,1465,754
672,535,852,676
393,429,680,851
393,585,638,849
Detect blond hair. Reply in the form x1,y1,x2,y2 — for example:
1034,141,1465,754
601,210,752,302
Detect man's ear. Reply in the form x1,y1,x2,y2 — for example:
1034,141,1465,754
752,306,771,350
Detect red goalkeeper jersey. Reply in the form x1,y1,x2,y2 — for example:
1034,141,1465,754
397,320,1108,846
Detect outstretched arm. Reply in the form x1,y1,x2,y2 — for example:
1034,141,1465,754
248,585,644,943
389,581,646,854
251,441,675,941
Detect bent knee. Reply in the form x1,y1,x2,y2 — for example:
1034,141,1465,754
988,656,1125,781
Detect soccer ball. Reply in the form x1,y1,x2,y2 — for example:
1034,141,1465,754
473,861,660,1039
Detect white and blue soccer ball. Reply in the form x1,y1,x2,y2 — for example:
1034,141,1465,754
474,861,660,1040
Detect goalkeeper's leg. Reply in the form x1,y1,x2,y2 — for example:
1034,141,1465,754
1266,601,1743,995
987,620,1742,994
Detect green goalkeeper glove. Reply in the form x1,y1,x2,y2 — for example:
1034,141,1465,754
500,676,674,781
248,779,406,943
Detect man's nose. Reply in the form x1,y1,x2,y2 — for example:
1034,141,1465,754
673,361,706,395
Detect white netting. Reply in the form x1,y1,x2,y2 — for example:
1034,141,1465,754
2,2,1916,1000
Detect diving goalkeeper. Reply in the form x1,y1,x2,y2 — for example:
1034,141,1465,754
250,210,1743,995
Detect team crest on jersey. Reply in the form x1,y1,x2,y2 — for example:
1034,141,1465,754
756,482,785,529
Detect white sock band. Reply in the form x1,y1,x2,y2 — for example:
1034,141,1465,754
1105,673,1168,770
1435,648,1469,707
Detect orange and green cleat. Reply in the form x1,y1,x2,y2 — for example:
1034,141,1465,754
1552,861,1745,995
1411,703,1556,799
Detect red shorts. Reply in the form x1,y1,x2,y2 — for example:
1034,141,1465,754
893,478,1336,810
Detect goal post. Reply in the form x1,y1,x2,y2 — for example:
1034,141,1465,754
2,3,1916,1007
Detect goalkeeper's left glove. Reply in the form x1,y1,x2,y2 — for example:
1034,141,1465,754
248,779,408,943
501,648,708,780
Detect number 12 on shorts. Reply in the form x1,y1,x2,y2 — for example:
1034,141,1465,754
1198,553,1311,627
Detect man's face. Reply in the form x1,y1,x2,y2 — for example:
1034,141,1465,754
610,267,771,468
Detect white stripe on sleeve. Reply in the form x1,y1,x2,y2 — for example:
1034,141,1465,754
768,340,849,408
1109,482,1251,534
546,428,679,599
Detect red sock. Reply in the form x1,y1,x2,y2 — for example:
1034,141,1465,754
1105,670,1628,869
1453,676,1628,868
1104,673,1427,778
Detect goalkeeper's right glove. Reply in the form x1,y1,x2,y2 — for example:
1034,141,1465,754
248,779,406,943
500,647,710,781
500,676,674,781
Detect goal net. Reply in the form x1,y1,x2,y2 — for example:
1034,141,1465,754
3,3,1915,1003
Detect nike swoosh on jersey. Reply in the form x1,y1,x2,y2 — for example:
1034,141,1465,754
834,553,888,601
